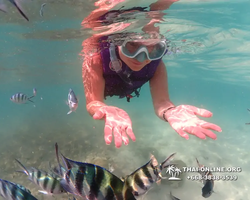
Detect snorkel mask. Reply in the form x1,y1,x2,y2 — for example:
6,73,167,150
107,33,167,85
121,34,168,62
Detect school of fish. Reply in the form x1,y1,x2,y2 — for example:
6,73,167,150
0,142,217,200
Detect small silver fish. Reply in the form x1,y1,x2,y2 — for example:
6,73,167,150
0,179,38,200
15,159,66,195
66,88,78,115
7,0,29,21
33,88,37,96
10,93,34,104
39,3,46,17
170,191,180,200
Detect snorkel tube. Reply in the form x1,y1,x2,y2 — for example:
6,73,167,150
109,43,122,73
109,42,133,86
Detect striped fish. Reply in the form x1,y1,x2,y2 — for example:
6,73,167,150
196,158,214,198
0,179,37,200
15,159,66,195
123,153,176,197
55,143,136,200
10,93,34,104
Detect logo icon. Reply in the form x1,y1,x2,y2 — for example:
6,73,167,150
165,165,182,181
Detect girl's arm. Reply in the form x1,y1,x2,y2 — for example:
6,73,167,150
82,52,107,116
149,60,175,120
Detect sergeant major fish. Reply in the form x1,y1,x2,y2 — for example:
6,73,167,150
53,143,136,200
10,88,36,104
66,88,78,115
123,153,176,197
0,179,38,200
10,93,34,104
15,159,66,195
196,158,214,198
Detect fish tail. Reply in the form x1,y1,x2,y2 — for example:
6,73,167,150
15,159,29,176
28,95,35,103
12,0,29,21
159,153,176,170
28,99,34,103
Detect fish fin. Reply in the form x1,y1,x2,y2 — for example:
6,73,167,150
65,101,69,105
12,0,29,21
56,143,73,170
67,110,72,115
160,153,176,170
60,153,72,170
149,154,158,167
15,159,29,175
38,190,48,195
60,179,77,195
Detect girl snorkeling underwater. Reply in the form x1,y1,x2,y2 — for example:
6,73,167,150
81,1,222,148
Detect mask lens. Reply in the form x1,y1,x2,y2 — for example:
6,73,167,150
148,41,166,59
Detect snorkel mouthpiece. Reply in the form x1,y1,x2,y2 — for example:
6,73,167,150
135,52,147,62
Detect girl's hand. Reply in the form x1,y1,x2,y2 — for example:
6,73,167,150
164,105,222,140
93,106,136,148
